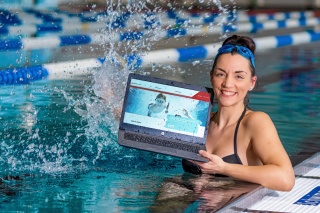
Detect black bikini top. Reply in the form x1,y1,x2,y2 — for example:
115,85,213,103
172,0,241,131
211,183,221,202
221,107,246,165
182,107,247,175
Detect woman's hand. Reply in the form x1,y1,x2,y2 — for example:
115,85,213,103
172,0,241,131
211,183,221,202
192,150,226,175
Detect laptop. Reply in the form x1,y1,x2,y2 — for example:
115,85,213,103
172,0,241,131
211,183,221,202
118,73,213,162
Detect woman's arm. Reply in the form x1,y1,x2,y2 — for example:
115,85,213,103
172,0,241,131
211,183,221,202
194,112,295,191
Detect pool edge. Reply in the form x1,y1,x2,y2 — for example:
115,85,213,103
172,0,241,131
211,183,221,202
217,152,320,212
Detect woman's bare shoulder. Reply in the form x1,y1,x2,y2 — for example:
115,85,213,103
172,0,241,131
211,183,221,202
245,110,274,128
246,110,270,119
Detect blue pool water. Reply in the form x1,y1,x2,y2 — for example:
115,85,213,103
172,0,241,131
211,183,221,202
1,40,320,211
1,1,320,210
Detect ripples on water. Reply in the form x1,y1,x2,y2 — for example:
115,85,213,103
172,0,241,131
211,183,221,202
1,57,320,212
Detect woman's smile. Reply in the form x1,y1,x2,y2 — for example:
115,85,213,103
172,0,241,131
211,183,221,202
220,90,237,97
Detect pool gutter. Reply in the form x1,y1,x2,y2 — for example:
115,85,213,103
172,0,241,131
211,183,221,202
217,152,320,212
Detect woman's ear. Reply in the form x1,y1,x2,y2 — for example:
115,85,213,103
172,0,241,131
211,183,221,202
250,76,257,91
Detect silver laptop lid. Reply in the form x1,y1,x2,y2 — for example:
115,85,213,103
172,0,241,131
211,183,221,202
119,73,213,144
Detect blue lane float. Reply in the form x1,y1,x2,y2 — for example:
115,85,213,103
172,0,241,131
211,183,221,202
0,22,107,37
1,16,320,51
0,66,49,85
166,9,317,23
0,8,318,37
1,30,320,85
2,8,316,26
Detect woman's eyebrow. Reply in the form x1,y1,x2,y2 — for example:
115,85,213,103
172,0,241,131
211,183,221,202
216,68,226,72
217,68,248,75
235,70,248,74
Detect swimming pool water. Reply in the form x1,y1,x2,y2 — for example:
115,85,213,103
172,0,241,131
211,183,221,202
1,42,320,212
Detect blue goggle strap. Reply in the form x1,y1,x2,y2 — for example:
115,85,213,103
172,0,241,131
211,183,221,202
214,44,255,68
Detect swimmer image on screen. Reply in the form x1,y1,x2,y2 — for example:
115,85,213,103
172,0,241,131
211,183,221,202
148,93,169,117
123,81,210,137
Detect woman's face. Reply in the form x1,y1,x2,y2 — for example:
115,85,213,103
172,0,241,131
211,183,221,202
211,53,257,107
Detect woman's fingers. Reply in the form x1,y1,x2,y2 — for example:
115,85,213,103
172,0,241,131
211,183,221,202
199,150,214,161
197,151,224,174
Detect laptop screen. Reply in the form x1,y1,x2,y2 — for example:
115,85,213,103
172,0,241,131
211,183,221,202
121,74,212,142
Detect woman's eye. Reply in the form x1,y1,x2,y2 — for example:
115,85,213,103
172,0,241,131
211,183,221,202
236,75,244,79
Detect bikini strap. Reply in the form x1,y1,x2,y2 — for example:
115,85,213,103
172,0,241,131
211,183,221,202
210,111,217,121
233,107,247,164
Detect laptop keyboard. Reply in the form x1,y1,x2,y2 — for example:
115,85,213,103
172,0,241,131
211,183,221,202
124,132,201,153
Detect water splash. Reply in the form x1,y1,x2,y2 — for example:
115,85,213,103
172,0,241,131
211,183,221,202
37,1,170,172
81,0,233,169
0,0,234,174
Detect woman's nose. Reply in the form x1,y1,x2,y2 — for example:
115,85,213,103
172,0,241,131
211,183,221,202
222,75,233,87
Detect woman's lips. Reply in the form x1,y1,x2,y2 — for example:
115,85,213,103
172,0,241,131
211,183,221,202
221,90,236,97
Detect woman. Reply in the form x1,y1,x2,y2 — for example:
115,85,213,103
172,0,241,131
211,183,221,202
183,35,295,192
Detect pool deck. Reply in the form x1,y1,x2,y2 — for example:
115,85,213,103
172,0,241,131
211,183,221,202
217,152,320,212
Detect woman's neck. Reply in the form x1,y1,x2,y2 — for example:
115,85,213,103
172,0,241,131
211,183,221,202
215,105,246,129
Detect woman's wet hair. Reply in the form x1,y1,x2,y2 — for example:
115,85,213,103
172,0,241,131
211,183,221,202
211,35,256,77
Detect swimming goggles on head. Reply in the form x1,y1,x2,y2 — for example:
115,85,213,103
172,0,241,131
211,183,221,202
214,44,256,68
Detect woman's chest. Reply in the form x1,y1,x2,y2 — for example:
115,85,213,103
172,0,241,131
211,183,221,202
205,124,250,157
